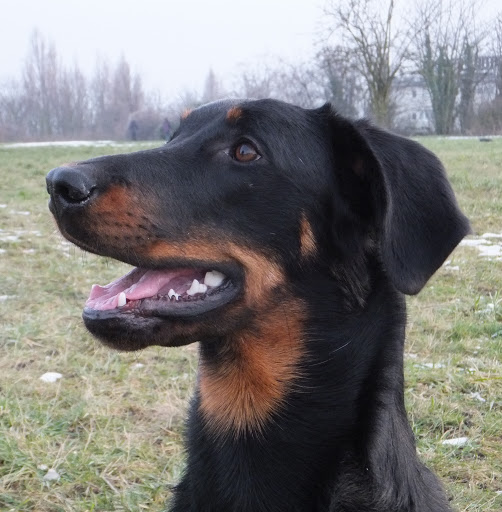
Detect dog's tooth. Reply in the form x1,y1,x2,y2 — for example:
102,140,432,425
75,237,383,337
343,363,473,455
199,283,208,294
117,292,127,307
168,289,181,301
204,270,225,287
187,279,200,296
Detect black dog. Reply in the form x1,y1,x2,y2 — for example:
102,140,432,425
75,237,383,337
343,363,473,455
46,99,470,511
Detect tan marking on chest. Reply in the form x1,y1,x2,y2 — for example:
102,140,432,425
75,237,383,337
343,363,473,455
198,300,305,435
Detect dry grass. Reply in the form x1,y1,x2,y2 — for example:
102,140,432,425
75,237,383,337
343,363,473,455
0,138,501,511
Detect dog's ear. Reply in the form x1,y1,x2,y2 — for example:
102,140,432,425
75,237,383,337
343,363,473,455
326,108,470,295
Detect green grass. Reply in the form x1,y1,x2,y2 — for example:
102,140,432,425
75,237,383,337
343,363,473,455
1,138,501,511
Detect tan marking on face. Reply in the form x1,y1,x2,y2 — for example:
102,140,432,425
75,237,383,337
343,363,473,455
299,213,316,258
226,106,243,123
199,299,305,435
227,244,284,304
85,185,160,249
93,185,130,214
145,239,284,306
91,185,141,226
181,108,193,120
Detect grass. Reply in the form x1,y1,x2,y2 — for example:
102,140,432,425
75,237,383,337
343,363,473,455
0,138,501,511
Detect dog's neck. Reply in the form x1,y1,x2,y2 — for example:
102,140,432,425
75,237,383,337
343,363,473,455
196,273,404,436
173,282,451,511
197,298,306,436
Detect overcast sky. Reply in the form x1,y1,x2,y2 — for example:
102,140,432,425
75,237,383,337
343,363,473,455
1,0,500,100
0,0,323,99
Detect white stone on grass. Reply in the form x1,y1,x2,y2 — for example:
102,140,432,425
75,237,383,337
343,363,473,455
43,468,60,481
441,437,469,447
40,372,63,383
470,392,486,403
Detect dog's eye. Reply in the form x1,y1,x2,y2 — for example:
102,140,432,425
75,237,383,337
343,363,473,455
231,142,261,163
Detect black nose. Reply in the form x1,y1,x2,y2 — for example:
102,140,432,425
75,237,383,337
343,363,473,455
46,166,96,205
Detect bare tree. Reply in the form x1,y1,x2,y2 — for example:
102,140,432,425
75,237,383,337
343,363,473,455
112,57,143,113
476,14,502,134
88,56,145,138
238,67,275,99
317,46,363,118
202,69,225,103
458,39,481,134
57,65,89,136
22,30,61,137
16,31,91,139
232,57,361,112
111,56,144,137
90,58,113,137
410,0,485,134
0,79,26,140
323,0,411,127
494,14,502,98
273,62,325,108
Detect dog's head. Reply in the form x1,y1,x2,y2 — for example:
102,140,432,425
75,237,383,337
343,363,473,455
46,99,470,351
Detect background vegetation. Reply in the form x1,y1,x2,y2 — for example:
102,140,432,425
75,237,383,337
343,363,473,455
0,138,501,511
1,0,502,141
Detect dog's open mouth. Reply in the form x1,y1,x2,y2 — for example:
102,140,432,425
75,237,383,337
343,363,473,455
83,265,241,319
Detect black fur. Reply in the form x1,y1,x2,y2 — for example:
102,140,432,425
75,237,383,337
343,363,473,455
46,99,470,511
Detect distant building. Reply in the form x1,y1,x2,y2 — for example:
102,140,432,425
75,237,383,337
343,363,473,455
392,55,502,135
474,55,501,104
393,75,434,134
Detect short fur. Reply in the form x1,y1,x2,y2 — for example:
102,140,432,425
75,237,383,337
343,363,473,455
46,99,470,511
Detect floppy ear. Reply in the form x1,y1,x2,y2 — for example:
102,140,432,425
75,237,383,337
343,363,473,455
328,110,470,295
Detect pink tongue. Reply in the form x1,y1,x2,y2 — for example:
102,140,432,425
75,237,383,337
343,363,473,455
85,268,202,311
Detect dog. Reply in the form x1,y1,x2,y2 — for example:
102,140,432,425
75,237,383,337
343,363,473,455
46,99,470,511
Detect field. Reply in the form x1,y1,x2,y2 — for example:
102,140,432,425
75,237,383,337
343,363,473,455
0,138,501,511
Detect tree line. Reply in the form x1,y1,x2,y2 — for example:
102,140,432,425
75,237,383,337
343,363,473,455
1,0,501,141
0,31,151,141
321,0,502,134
